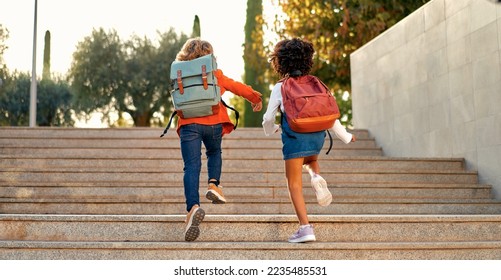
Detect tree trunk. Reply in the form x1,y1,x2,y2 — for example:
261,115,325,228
243,0,266,127
134,112,151,127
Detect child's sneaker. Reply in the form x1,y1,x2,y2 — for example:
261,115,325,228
288,225,316,243
184,205,205,242
206,183,226,204
311,174,332,206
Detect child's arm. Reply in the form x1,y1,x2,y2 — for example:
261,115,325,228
331,119,356,143
216,70,262,105
262,84,281,136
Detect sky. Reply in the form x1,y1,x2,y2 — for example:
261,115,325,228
1,0,264,81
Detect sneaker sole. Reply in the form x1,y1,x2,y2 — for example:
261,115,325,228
288,234,316,243
206,190,226,204
312,177,332,207
184,208,205,242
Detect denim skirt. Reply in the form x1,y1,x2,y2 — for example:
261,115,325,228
281,115,326,160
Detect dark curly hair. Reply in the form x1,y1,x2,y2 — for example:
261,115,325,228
269,38,314,78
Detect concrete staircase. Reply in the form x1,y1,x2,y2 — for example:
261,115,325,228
1,127,501,259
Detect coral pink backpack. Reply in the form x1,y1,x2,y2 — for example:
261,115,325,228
281,75,340,133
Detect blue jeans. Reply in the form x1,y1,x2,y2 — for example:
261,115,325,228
179,123,223,212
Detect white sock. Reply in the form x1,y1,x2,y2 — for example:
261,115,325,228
300,224,310,229
303,164,317,178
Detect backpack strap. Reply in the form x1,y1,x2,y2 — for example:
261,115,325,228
160,111,177,137
201,65,208,90
176,70,184,94
315,76,332,93
326,130,333,155
221,99,239,130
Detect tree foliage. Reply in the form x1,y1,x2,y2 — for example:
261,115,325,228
37,78,74,126
274,0,430,125
0,25,73,126
0,72,30,126
0,72,73,126
0,24,8,63
68,28,188,127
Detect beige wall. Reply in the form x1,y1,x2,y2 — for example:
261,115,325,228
350,0,501,197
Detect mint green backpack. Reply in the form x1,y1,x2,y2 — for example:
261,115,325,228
171,53,220,118
160,54,238,137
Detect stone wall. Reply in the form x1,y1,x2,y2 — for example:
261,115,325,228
350,0,501,197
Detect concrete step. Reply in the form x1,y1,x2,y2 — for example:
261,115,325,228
0,147,383,158
0,169,479,184
1,214,500,243
0,182,492,200
2,240,500,260
0,127,370,139
0,137,377,149
0,214,500,259
0,157,466,171
1,198,500,214
1,127,500,260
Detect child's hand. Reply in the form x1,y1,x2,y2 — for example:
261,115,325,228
252,101,263,112
351,135,356,142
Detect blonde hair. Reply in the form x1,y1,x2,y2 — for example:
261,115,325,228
176,38,214,61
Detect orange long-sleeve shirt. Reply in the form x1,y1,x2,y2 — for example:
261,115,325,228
176,69,262,136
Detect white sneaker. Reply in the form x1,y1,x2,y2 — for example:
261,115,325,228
311,175,332,206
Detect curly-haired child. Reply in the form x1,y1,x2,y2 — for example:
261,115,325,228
262,38,355,243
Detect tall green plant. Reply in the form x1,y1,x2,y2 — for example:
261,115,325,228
241,0,268,127
42,30,51,80
0,24,8,64
192,15,201,37
0,24,9,84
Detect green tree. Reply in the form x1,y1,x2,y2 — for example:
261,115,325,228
0,24,8,63
0,72,30,126
69,28,125,125
37,78,74,126
274,0,430,126
69,28,187,127
42,30,51,80
0,72,73,126
1,25,72,126
240,0,269,127
192,15,201,37
0,24,9,85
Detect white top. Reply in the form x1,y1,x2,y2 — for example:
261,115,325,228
261,82,353,144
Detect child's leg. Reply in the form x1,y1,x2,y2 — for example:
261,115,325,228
304,155,332,206
203,124,222,185
285,157,309,225
303,155,320,177
202,124,226,203
180,125,203,212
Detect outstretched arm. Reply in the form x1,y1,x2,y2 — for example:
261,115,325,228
262,83,282,136
331,119,356,144
216,70,262,105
